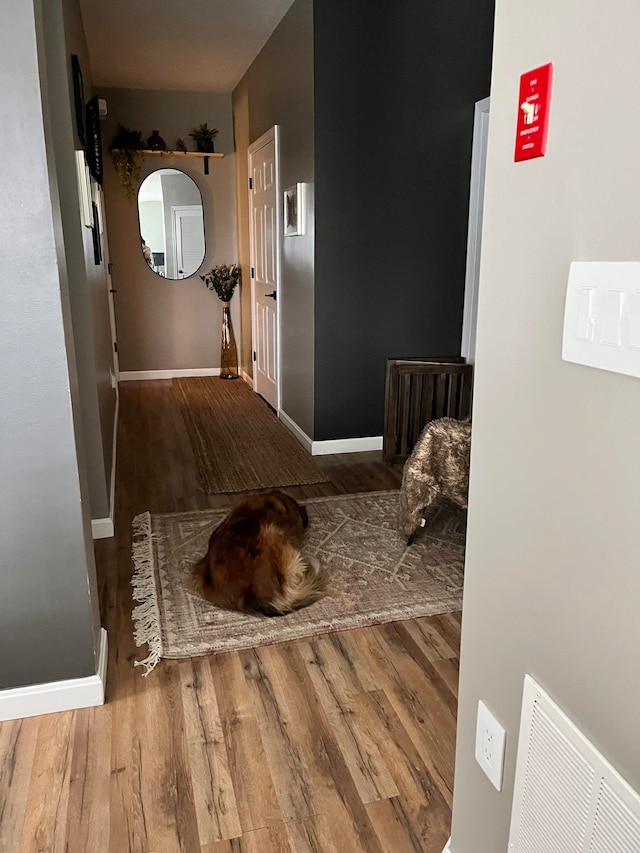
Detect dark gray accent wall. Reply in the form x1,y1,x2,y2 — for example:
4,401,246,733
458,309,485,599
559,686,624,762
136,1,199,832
313,1,495,440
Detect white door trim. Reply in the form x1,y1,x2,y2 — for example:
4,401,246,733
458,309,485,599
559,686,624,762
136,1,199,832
248,125,281,412
461,97,490,365
91,390,118,539
171,204,203,279
100,192,120,383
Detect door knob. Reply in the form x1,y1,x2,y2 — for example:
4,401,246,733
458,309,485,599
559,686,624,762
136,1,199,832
265,291,277,300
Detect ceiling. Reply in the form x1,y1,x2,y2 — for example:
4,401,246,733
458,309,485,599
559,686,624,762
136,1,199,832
78,0,296,93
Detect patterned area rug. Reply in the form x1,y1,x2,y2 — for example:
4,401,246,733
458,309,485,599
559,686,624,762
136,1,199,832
174,376,329,493
131,490,466,674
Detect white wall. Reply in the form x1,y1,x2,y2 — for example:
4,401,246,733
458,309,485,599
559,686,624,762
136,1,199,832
39,0,116,523
450,1,640,851
0,0,100,689
139,200,163,253
233,0,314,434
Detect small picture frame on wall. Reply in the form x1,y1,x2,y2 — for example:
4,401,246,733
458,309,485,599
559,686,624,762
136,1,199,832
284,183,306,236
71,54,87,149
91,179,104,234
75,150,93,228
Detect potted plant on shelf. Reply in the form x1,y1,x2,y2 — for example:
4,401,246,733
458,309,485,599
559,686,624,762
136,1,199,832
109,125,144,200
201,264,241,379
189,123,219,153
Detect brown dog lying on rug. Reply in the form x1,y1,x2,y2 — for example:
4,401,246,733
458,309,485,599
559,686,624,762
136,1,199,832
192,490,327,616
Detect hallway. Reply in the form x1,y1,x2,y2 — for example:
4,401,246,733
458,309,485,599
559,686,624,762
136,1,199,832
0,381,460,853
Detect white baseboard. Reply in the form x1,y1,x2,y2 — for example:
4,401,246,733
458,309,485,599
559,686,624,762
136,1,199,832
279,409,313,453
97,626,108,686
0,628,108,722
278,410,383,456
119,368,220,381
311,435,383,456
240,368,253,385
91,389,119,540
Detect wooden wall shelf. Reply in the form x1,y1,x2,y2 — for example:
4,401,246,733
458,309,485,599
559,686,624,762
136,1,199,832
140,150,224,159
111,149,223,174
111,150,223,158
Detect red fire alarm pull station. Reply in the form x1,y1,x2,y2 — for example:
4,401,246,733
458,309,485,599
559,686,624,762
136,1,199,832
514,62,553,162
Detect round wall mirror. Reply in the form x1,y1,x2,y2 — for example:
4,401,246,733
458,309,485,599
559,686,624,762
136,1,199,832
137,168,205,279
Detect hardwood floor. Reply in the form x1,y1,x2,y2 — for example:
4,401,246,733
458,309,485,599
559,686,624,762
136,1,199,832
0,380,460,853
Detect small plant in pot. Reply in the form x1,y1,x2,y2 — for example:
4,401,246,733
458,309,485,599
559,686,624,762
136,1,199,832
109,125,144,201
200,264,240,303
189,123,219,153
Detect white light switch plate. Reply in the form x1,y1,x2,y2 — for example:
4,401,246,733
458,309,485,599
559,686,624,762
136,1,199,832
563,262,640,378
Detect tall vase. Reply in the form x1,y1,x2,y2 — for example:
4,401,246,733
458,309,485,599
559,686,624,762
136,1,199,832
219,301,238,379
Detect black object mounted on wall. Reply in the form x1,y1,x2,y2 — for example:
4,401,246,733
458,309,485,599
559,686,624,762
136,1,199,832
85,95,103,185
91,201,102,265
71,54,86,149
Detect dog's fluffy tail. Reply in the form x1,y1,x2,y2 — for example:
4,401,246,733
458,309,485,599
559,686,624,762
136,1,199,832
256,547,328,616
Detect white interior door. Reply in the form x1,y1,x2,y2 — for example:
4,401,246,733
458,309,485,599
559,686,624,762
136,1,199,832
461,97,490,365
173,205,205,279
248,127,280,410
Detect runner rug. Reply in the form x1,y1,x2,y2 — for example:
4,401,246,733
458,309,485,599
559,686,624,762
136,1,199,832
173,376,329,493
131,490,466,674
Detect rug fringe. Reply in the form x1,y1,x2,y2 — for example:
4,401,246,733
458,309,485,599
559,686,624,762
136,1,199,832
131,511,162,676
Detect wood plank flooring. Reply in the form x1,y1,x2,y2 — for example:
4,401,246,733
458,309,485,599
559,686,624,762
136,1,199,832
0,380,461,853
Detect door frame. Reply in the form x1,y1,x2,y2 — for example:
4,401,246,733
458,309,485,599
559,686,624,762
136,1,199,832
248,125,282,411
461,97,490,365
171,204,204,279
99,188,120,384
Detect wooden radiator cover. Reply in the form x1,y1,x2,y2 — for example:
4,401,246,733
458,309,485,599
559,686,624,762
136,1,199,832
383,357,473,464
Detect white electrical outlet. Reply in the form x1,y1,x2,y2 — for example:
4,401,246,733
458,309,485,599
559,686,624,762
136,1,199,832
475,699,506,791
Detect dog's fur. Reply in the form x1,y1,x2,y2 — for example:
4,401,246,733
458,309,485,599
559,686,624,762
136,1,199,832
192,490,327,616
398,417,472,540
